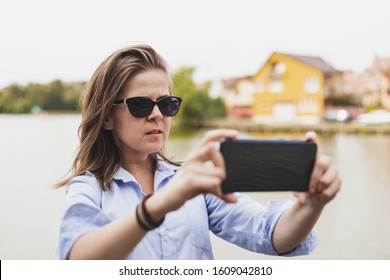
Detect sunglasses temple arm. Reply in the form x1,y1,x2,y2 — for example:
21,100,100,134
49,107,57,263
113,99,127,105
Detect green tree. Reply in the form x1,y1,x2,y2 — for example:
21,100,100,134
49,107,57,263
172,67,225,127
27,83,46,112
62,82,84,111
0,80,84,113
40,80,65,110
0,84,30,113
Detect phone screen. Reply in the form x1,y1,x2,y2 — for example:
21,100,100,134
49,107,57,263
220,138,317,193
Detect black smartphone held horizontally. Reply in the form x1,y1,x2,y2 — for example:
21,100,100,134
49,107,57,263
220,138,317,193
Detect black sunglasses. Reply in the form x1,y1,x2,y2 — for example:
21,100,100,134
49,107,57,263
113,96,182,118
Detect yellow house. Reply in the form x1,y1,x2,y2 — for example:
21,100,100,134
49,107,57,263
252,52,338,124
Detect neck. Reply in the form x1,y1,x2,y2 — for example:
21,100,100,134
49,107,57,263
122,156,155,195
123,156,154,174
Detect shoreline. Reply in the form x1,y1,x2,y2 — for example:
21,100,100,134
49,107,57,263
1,113,389,135
202,118,390,135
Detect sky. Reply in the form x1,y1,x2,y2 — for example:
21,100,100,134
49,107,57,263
1,0,390,89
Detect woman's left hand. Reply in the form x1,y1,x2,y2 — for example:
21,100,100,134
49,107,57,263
294,131,341,206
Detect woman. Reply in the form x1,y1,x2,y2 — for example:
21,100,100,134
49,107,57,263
55,44,341,260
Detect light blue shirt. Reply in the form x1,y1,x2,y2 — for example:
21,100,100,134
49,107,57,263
56,159,317,259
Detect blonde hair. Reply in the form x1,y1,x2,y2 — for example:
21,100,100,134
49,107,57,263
56,44,178,191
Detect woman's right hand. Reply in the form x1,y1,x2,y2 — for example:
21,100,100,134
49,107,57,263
153,129,238,214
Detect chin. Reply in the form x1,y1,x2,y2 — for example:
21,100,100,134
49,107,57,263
145,145,164,155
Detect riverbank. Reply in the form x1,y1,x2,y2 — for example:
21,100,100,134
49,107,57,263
202,118,390,135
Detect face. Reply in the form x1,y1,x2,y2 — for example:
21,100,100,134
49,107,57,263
104,69,172,163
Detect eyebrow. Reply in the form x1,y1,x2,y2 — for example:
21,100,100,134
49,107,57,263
156,94,171,101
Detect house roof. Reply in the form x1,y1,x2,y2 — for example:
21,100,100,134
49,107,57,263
372,57,390,74
280,53,339,76
222,75,252,90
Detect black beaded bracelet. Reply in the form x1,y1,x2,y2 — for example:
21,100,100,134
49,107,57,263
135,200,151,231
135,195,165,231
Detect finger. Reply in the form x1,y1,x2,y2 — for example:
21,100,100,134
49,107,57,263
186,129,238,167
188,173,225,198
305,131,317,142
199,129,238,146
188,141,226,171
184,161,226,179
294,191,307,205
319,164,338,187
182,161,238,203
319,176,341,203
308,155,332,194
304,131,320,186
307,172,341,205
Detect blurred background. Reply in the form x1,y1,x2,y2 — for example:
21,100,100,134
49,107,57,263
0,0,389,259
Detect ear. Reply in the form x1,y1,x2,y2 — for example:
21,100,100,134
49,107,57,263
102,115,114,130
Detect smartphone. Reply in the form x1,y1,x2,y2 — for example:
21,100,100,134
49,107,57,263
220,138,317,193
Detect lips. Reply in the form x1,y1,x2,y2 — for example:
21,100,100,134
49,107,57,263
146,129,162,135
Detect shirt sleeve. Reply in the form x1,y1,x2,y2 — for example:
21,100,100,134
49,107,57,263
205,193,318,257
55,175,112,260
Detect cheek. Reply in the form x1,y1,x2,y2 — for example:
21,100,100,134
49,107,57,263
113,117,142,141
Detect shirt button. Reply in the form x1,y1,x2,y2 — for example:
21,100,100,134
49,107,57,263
164,229,170,236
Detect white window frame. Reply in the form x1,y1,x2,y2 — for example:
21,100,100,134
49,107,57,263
305,77,319,93
299,97,319,113
270,78,283,93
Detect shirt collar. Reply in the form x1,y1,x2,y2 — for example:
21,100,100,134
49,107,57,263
112,157,180,184
112,167,137,183
156,158,180,176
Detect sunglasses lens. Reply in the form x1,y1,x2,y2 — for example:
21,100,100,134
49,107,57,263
158,97,181,117
127,98,154,118
125,96,182,118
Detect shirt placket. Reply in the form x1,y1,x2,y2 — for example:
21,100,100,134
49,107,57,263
159,221,177,259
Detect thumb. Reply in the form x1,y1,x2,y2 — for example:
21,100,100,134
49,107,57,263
305,131,317,142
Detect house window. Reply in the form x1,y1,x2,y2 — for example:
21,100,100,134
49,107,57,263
270,78,283,93
305,77,319,93
299,97,318,113
274,62,286,75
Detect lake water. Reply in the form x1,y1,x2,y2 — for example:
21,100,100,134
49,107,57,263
0,114,389,260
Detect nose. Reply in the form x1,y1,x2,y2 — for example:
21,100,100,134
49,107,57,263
147,104,163,121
